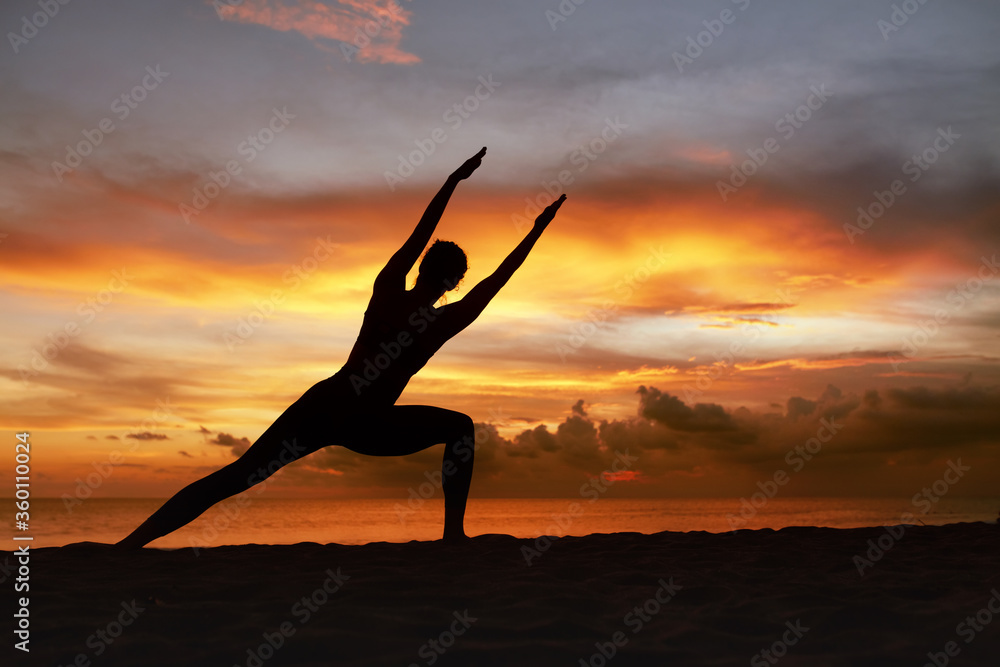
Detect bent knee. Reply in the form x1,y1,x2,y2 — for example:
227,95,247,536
451,412,475,437
442,413,476,451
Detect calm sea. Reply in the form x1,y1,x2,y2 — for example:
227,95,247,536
10,497,999,549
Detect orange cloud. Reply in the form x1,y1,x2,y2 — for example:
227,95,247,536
734,354,894,373
676,145,732,166
215,0,419,64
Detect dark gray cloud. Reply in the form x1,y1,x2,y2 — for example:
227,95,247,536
638,386,737,433
288,381,1000,497
126,432,169,441
210,432,252,456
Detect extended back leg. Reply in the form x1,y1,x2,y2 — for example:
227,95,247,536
115,425,309,549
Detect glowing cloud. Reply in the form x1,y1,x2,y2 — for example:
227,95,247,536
214,0,420,64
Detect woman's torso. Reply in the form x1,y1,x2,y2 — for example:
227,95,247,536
339,287,450,406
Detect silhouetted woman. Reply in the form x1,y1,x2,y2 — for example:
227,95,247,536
117,147,566,548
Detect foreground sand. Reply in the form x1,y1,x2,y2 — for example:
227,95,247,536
8,522,999,666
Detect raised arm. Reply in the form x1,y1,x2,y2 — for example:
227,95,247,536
375,147,487,289
444,194,567,333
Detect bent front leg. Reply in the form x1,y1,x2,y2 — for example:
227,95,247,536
348,405,477,540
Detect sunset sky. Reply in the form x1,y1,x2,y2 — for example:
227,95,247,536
2,0,999,503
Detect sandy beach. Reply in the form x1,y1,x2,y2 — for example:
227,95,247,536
6,521,998,666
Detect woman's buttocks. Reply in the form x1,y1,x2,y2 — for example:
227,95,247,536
300,368,397,412
303,371,360,404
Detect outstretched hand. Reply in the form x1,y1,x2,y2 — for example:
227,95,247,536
452,147,487,181
534,194,567,231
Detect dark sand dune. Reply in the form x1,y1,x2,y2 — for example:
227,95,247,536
9,522,999,666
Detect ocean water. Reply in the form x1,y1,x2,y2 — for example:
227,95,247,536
10,496,999,549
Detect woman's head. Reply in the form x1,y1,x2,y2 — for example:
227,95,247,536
416,239,468,295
